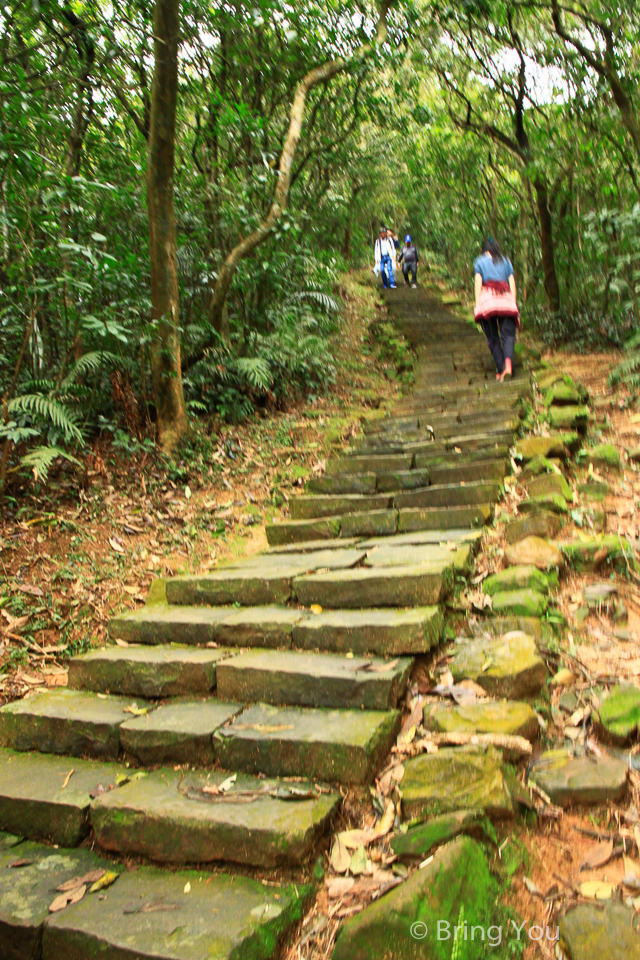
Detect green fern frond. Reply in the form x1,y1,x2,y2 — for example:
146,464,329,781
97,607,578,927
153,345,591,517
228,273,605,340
19,446,81,482
61,351,122,389
7,394,84,443
287,290,341,312
233,356,273,390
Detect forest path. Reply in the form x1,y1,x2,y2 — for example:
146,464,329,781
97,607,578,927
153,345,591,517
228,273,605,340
0,281,535,959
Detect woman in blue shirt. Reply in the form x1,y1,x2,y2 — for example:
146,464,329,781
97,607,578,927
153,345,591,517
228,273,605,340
473,238,520,380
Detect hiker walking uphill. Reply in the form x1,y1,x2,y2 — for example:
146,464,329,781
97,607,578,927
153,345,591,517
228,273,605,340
374,227,397,289
400,235,419,288
474,238,520,381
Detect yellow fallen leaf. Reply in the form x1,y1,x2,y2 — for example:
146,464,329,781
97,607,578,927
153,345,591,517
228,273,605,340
124,703,150,716
89,871,119,893
184,882,191,894
579,880,614,900
551,668,576,686
61,769,74,789
397,725,415,748
310,604,323,615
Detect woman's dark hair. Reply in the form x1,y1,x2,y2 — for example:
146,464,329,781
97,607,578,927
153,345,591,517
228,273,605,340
481,237,505,263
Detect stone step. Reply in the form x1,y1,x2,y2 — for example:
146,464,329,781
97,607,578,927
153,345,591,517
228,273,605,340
393,479,501,510
363,540,475,574
0,689,142,760
215,702,400,784
90,767,339,867
216,649,413,709
376,468,430,492
166,548,366,605
292,606,443,655
360,528,482,550
293,562,453,608
110,604,309,648
121,700,242,766
306,472,377,495
36,853,310,960
413,446,510,469
265,515,341,544
289,493,390,520
0,747,124,846
428,457,508,485
397,503,492,532
340,508,398,538
326,453,413,476
68,644,233,698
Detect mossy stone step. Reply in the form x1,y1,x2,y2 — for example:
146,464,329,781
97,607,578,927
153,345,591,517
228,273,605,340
504,510,561,544
215,606,309,649
483,565,551,595
265,516,341,545
401,745,514,820
307,472,377,495
515,433,579,461
560,534,637,574
526,471,572,501
361,528,482,550
491,588,548,618
0,689,141,760
450,631,546,699
332,837,496,960
519,492,568,515
291,607,443,655
547,404,590,429
528,747,628,806
90,767,339,867
414,446,510,469
216,649,413,710
289,494,390,520
340,509,397,538
0,747,124,846
504,535,564,570
559,902,640,960
393,480,501,510
398,503,492,532
423,700,539,744
0,839,119,960
68,645,232,698
121,700,242,766
293,563,454,608
167,549,366,605
363,541,474,574
428,458,508,485
215,703,400,784
109,603,235,645
375,468,429,492
390,809,496,859
43,864,310,960
326,454,413,476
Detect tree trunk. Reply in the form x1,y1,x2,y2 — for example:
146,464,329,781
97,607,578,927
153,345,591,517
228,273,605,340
147,0,188,451
533,177,561,313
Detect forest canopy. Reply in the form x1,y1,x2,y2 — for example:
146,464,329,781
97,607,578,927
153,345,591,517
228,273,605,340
1,0,640,488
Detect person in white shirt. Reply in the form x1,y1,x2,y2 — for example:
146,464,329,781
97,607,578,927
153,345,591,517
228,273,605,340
374,227,397,289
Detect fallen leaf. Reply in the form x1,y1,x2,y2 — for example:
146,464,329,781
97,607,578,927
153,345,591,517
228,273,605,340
330,834,351,874
310,604,323,615
579,880,614,899
218,773,237,792
580,839,613,871
62,769,75,789
21,674,44,686
184,882,191,894
109,538,125,554
114,638,129,647
89,871,119,893
49,884,86,913
326,876,354,899
8,859,33,868
15,583,43,597
397,725,415,748
123,703,150,716
379,763,404,795
57,870,105,892
551,668,576,686
440,669,454,687
349,845,367,876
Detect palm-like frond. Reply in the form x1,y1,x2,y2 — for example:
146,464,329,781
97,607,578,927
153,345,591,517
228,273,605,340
19,446,81,482
286,290,341,312
7,395,84,443
61,350,122,388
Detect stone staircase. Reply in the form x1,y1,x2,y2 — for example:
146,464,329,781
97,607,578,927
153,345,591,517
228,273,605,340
0,284,532,959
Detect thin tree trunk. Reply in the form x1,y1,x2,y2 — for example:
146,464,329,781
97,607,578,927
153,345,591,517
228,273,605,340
533,177,561,313
147,0,188,451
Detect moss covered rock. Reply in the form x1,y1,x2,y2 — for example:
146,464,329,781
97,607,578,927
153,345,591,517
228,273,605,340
598,683,640,745
491,588,548,618
586,443,621,473
504,536,564,571
483,565,550,596
450,631,546,699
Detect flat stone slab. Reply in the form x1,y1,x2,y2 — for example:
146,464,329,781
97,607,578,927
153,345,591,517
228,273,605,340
491,588,548,618
293,564,453,608
0,747,124,846
504,511,561,544
332,837,495,960
390,809,496,859
215,606,308,649
394,480,501,510
528,748,628,806
0,840,117,960
216,703,400,784
398,503,492,531
91,768,339,867
401,745,514,820
289,494,390,520
340,509,397,538
414,445,510,469
450,631,546,699
327,454,413,476
364,541,474,574
597,683,640,745
44,864,310,960
216,650,413,710
360,528,482,549
483,565,550,595
559,902,640,960
428,458,508,485
266,538,361,554
109,604,234,645
266,516,341,545
0,689,140,760
504,535,564,570
519,492,569,515
68,645,232,698
121,700,242,766
292,607,443,655
526,471,572,500
376,469,429,492
515,434,577,461
560,535,637,574
423,700,539,743
308,472,377,494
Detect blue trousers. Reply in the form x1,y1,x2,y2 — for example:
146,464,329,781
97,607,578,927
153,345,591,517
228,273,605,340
380,255,396,288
